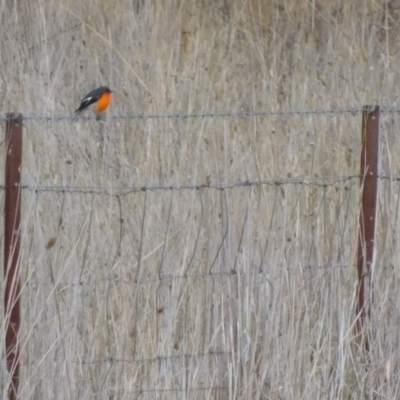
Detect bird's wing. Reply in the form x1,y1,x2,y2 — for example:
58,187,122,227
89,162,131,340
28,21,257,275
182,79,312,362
80,94,100,108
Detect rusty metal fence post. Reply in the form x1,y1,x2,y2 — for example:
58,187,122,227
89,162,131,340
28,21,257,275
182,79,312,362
356,105,379,351
4,113,23,400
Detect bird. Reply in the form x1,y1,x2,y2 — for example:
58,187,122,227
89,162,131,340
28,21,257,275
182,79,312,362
75,86,113,115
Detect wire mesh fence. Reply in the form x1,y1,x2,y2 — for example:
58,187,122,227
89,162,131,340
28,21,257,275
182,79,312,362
20,177,357,398
2,108,400,398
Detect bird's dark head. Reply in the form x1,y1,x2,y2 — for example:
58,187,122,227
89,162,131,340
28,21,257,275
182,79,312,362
99,86,113,93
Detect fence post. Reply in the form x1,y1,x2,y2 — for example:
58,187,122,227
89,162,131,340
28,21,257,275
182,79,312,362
356,105,379,351
4,113,23,400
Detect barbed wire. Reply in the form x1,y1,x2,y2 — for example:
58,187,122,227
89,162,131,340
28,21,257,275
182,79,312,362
0,174,361,196
2,105,400,123
0,173,397,195
0,106,374,123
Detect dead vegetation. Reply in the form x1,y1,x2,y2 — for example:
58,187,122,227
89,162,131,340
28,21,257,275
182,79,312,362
1,1,400,398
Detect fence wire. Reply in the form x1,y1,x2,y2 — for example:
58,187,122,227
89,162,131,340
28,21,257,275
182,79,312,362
0,174,358,195
2,104,400,123
2,174,400,197
1,107,364,122
0,106,383,123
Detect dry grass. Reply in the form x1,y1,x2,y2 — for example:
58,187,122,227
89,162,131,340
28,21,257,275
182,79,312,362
1,0,400,398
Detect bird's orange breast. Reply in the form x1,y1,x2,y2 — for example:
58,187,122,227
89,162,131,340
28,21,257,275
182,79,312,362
94,92,112,112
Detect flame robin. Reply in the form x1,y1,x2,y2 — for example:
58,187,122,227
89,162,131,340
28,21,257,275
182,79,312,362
75,86,113,114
